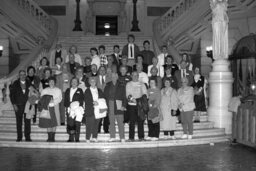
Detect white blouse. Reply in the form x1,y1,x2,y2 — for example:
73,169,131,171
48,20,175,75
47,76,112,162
41,87,62,105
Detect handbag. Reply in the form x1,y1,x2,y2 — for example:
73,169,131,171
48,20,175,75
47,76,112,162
39,109,51,119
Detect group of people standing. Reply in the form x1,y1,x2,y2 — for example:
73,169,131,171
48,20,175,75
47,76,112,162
9,34,206,143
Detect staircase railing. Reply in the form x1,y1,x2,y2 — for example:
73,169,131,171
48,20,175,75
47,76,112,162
153,0,200,63
0,0,58,116
153,0,256,64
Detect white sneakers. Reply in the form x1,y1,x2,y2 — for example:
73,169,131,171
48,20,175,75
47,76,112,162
121,139,125,143
181,134,193,139
163,136,169,139
108,138,116,142
181,134,188,139
145,137,152,141
151,137,159,141
170,136,176,140
91,138,98,142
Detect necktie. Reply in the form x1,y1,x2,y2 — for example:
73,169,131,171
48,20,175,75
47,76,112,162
130,45,133,58
183,70,186,78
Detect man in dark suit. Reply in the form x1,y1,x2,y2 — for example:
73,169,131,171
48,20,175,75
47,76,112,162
10,70,32,142
96,66,109,133
121,34,140,66
65,54,80,76
174,60,194,89
112,45,122,66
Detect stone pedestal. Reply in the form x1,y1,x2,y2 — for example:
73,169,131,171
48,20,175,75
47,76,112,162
208,59,233,134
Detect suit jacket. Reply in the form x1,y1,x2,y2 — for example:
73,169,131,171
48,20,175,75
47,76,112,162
26,75,41,90
65,62,80,76
121,44,140,59
10,79,31,106
174,69,194,89
84,88,104,117
64,88,84,108
111,53,121,66
104,81,127,115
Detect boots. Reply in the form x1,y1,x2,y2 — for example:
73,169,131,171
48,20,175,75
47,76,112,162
52,132,55,142
47,132,55,142
67,134,74,142
75,133,80,142
47,132,51,142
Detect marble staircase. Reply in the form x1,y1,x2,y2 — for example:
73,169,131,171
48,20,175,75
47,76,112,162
58,36,153,59
0,110,229,149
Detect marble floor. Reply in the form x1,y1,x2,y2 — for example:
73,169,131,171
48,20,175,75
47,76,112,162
0,142,255,171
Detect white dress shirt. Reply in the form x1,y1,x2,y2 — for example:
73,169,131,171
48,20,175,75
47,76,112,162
90,87,99,101
128,43,135,59
70,87,77,102
157,53,168,66
99,75,106,85
148,65,165,78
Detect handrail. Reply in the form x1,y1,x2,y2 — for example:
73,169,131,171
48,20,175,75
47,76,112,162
16,0,51,33
158,0,198,36
152,11,183,64
0,0,58,115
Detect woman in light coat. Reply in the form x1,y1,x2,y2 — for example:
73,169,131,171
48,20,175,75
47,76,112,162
160,78,178,139
177,77,195,140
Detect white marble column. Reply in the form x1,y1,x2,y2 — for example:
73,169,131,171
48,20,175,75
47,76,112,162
207,0,233,134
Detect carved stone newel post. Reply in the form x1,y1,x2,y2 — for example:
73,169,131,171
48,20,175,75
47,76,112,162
131,0,140,32
73,0,83,31
208,0,233,134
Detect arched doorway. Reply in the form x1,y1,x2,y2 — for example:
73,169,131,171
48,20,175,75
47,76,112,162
230,33,256,96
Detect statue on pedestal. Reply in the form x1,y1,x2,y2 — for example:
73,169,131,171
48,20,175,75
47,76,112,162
210,0,229,60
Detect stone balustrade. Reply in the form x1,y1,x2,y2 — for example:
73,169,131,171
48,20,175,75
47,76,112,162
157,0,197,35
0,0,58,116
16,0,51,32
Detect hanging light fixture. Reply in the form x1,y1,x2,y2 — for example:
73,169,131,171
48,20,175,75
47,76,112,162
104,23,110,29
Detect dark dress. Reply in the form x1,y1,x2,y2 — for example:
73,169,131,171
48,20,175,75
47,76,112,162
38,95,57,128
192,75,206,111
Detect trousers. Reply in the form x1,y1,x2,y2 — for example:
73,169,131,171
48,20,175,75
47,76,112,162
86,115,100,140
15,104,31,140
180,110,194,135
127,105,144,140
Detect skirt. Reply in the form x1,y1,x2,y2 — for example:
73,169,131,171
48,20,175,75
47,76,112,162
39,107,58,128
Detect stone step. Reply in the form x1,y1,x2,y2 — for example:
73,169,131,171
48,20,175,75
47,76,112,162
2,110,208,117
58,35,153,57
0,121,214,132
0,135,229,149
0,115,209,124
0,128,225,141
